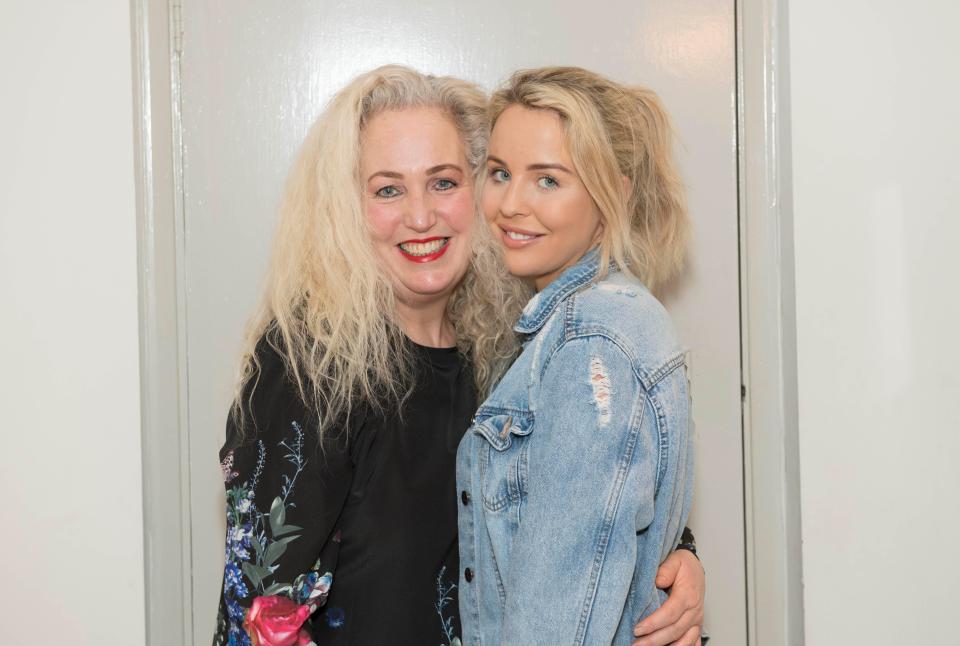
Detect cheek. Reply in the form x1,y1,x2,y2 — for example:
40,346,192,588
440,190,476,235
574,191,602,225
365,202,400,242
542,192,593,236
579,197,604,238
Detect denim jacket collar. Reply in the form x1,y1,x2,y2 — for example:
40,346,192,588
514,247,604,335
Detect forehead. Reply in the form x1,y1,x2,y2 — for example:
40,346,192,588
360,107,466,170
488,105,569,162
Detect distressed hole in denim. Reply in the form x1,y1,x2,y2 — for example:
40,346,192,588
596,283,637,297
589,357,612,426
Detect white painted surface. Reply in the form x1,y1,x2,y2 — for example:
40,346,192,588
0,2,144,645
788,1,960,643
179,1,743,642
738,0,805,642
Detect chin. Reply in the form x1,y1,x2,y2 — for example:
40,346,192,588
502,255,542,281
396,272,461,298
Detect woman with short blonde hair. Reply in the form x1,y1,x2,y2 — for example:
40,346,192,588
485,66,689,289
457,67,699,645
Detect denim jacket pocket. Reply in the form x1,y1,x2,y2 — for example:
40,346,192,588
472,407,534,513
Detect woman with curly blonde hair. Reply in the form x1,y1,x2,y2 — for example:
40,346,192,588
213,65,702,646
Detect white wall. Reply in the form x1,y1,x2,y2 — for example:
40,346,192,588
788,1,960,643
6,0,960,643
0,2,144,645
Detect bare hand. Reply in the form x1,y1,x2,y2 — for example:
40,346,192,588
632,549,704,646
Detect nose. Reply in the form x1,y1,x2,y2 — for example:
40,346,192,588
498,179,527,219
403,188,437,233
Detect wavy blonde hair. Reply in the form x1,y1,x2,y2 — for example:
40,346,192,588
235,65,526,435
489,67,689,288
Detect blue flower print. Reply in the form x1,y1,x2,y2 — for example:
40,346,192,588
216,422,330,645
224,562,249,599
325,606,346,629
435,566,461,646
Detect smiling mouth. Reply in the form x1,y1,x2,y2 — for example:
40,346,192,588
397,237,450,262
504,230,539,241
499,226,544,248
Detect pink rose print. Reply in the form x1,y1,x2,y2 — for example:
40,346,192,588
243,595,314,646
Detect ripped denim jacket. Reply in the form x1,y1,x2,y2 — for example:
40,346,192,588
456,250,694,645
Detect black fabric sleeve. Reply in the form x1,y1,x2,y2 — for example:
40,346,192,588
213,337,356,645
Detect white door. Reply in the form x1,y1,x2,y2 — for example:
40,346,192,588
178,1,744,642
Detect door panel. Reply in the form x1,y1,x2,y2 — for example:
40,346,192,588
180,1,743,642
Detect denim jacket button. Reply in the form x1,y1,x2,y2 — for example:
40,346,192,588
464,567,474,582
461,490,470,505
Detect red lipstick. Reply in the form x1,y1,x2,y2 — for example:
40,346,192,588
397,236,450,263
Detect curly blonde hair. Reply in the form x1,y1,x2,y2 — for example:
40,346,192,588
235,65,527,435
489,67,689,288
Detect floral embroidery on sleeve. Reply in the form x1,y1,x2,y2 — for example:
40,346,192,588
215,422,335,646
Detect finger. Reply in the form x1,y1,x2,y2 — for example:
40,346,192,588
655,552,683,588
633,593,685,636
668,550,703,588
633,607,695,645
691,601,705,627
674,625,702,646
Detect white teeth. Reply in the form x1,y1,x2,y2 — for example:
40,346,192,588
399,238,448,256
505,230,537,241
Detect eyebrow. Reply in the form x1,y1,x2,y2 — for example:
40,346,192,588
486,156,573,175
367,171,403,182
366,164,464,183
528,163,573,174
426,163,464,175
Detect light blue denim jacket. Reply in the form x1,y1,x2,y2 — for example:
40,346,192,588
456,250,694,645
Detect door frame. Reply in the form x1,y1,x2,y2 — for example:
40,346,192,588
131,0,193,644
131,0,804,643
736,0,805,643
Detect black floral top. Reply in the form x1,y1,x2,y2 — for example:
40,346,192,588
213,337,475,646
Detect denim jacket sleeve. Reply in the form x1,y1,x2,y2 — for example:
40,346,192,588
497,334,672,645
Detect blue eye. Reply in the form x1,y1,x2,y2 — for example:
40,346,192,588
537,176,559,190
375,185,401,198
490,168,510,182
434,178,456,191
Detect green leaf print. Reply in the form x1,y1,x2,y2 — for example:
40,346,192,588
263,534,300,567
273,522,303,537
262,582,294,596
242,562,271,588
269,496,286,534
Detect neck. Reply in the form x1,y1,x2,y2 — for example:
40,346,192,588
396,296,456,348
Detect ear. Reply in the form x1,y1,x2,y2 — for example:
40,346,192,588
621,174,631,198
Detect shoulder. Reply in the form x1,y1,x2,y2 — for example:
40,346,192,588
234,335,309,430
222,334,368,484
559,272,684,388
226,334,351,452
